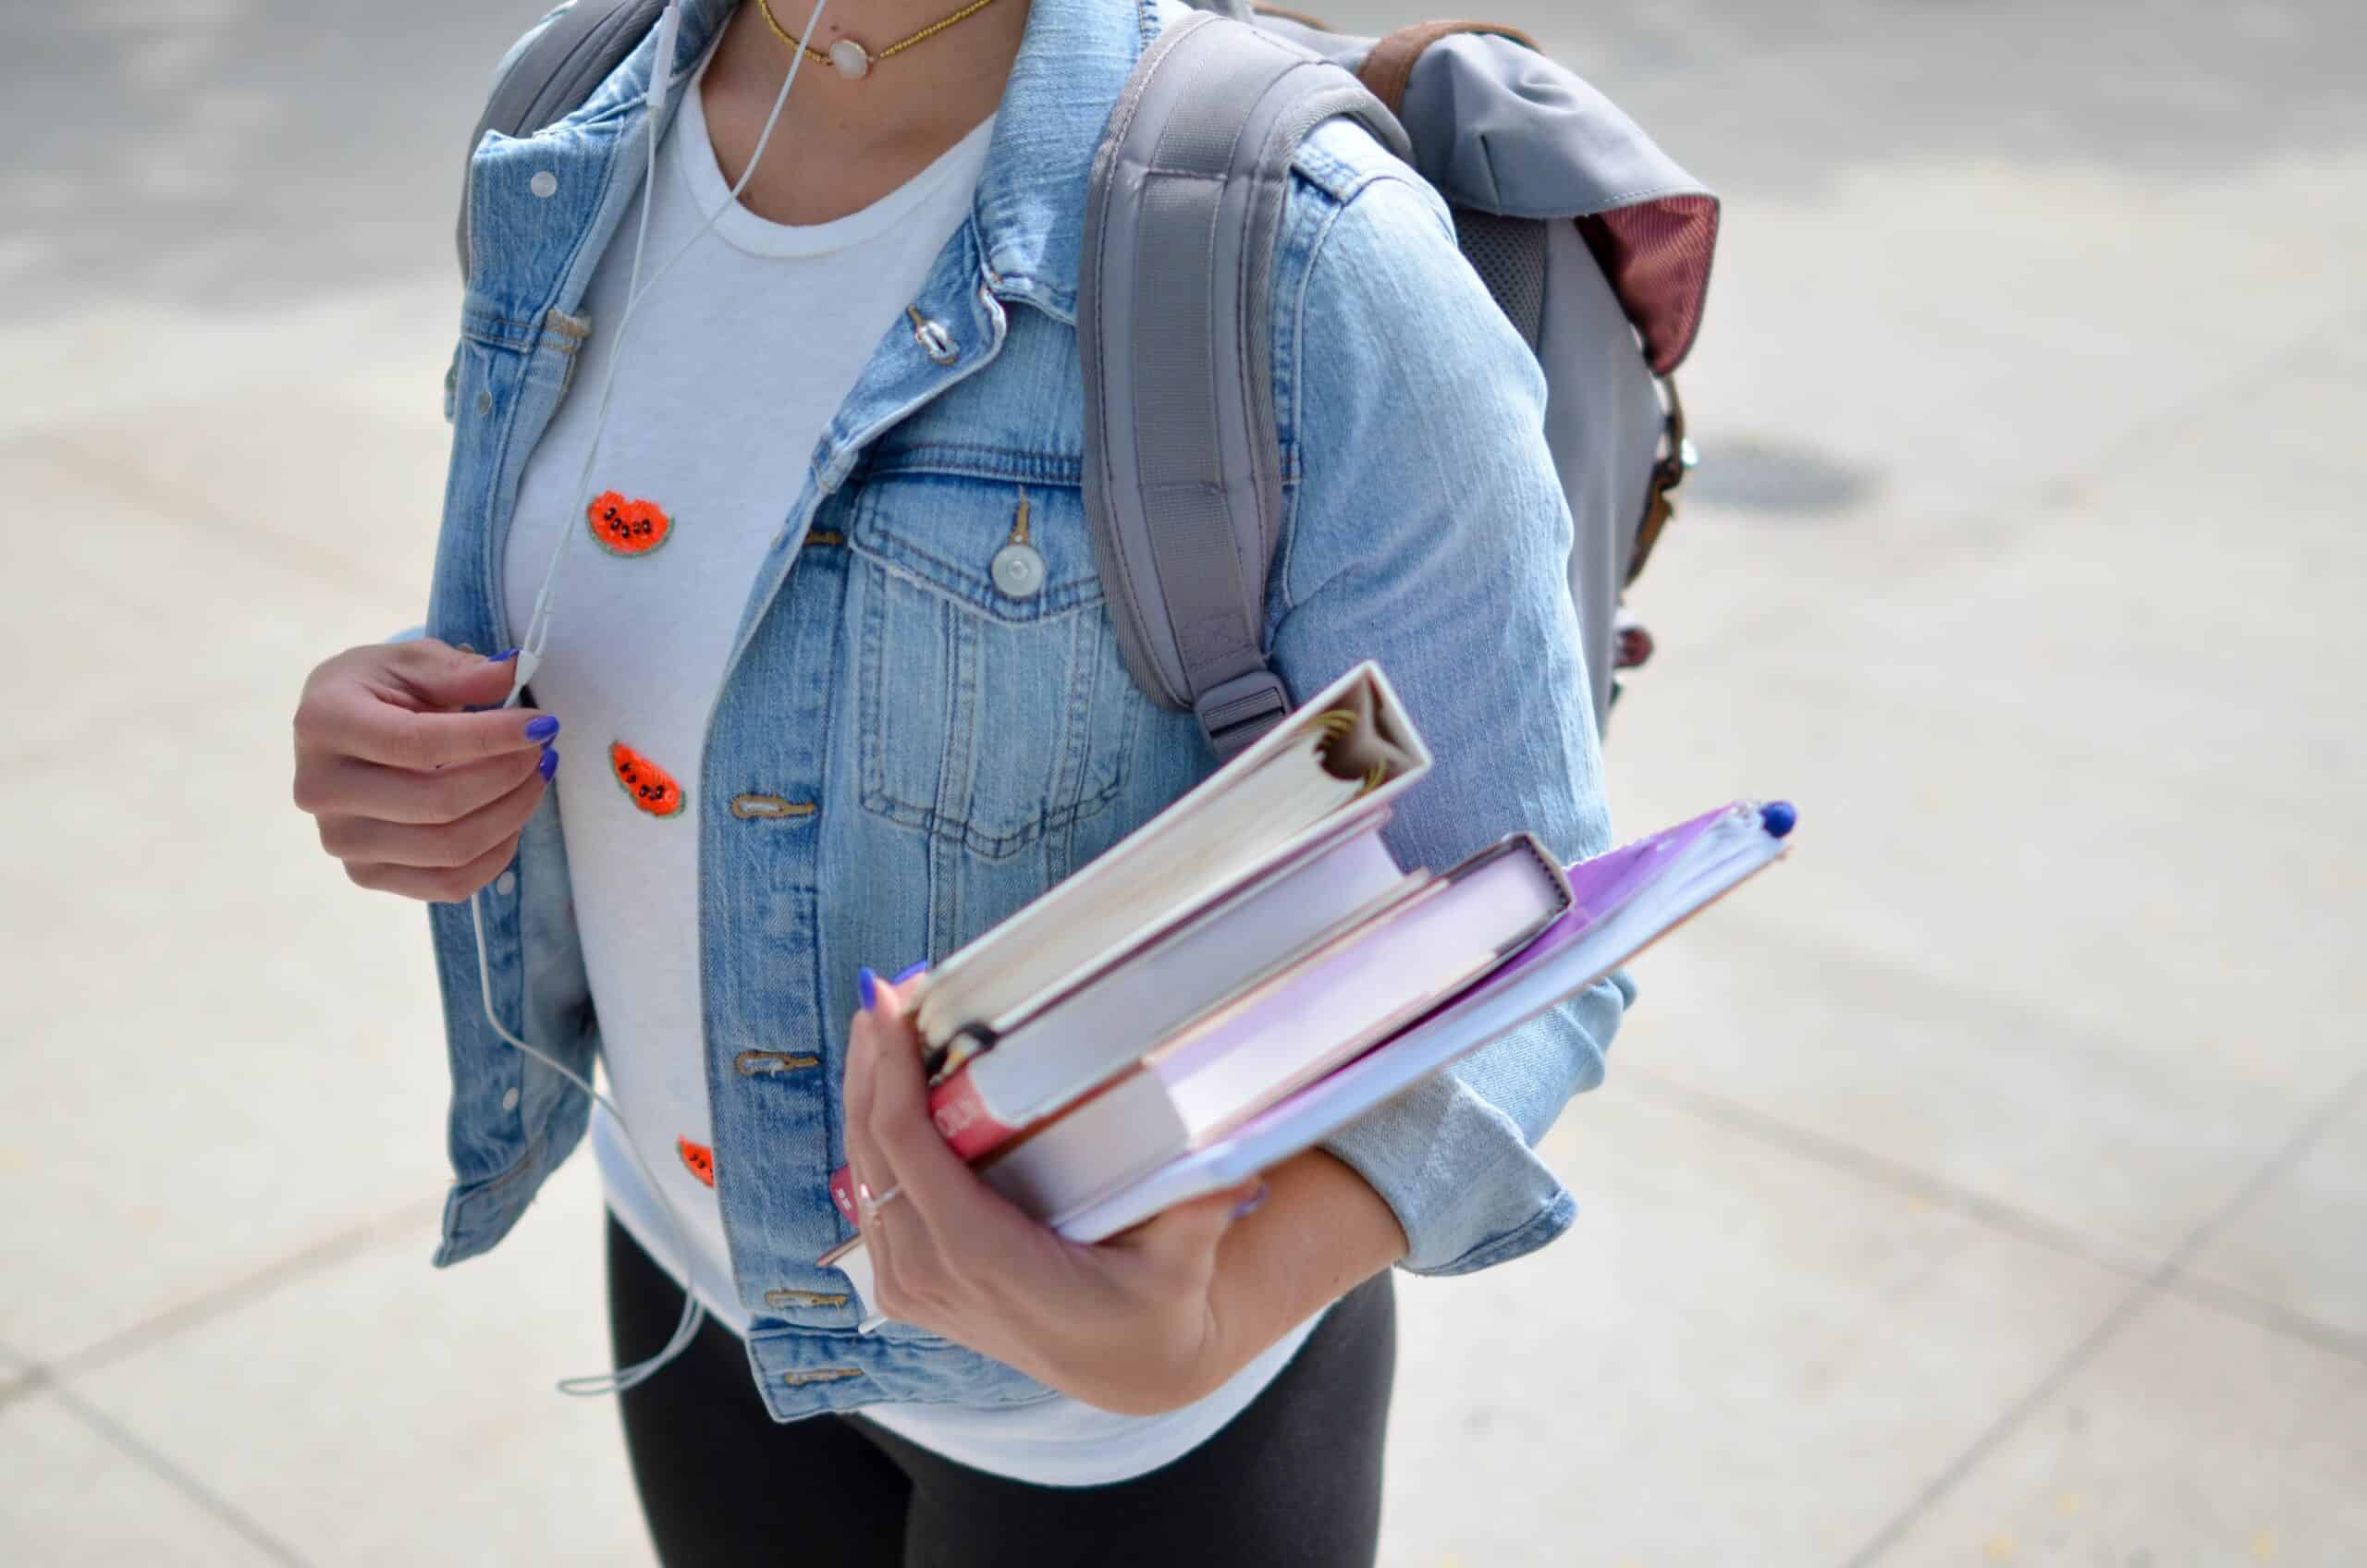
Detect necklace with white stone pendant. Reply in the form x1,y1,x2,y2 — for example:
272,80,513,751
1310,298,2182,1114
756,0,1007,81
827,39,872,80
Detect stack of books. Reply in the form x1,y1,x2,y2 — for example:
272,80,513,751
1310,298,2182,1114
822,663,1792,1313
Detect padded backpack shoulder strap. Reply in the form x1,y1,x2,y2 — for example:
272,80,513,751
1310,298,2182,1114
1080,12,1411,762
457,0,665,279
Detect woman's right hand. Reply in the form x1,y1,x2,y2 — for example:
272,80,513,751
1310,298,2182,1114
292,640,560,903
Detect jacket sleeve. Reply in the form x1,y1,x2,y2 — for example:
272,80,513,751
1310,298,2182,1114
1265,165,1632,1276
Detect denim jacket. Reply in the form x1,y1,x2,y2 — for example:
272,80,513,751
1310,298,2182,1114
425,0,1628,1420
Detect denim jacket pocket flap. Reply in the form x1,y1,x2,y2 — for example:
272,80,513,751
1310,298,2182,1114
846,466,1102,624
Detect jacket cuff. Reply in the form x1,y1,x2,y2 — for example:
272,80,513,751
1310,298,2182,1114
1318,974,1625,1275
1321,1072,1578,1277
433,1136,551,1268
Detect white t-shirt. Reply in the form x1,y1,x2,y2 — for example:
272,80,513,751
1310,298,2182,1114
504,68,1313,1487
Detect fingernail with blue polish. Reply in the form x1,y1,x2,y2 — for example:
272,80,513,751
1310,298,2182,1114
491,648,522,663
892,961,929,985
538,747,558,780
857,966,879,1014
1760,800,1797,839
524,715,559,742
1231,1182,1269,1221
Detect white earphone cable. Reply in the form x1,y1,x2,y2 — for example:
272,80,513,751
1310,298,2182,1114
477,0,834,1398
469,883,705,1396
511,0,830,699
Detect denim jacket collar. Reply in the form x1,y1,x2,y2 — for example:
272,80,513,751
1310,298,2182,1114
969,0,1161,321
627,0,1159,325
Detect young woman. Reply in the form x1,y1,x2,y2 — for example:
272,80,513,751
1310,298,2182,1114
288,0,1625,1561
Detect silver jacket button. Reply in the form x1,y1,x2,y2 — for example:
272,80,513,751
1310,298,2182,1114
912,315,959,365
991,542,1047,598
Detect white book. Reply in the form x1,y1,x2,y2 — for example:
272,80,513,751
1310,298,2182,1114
908,663,1429,1073
925,825,1421,1160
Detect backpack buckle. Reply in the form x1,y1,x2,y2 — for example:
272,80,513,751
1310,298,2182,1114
1626,378,1693,586
1195,669,1293,763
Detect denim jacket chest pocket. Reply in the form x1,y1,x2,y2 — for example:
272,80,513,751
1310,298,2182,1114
844,464,1142,863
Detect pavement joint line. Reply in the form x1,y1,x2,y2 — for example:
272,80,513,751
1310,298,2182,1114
0,1363,54,1415
43,1376,319,1568
1844,1055,2367,1567
1618,1066,2160,1278
28,429,401,601
1621,1066,2367,1370
2163,1271,2367,1367
2017,301,2367,514
40,1196,442,1389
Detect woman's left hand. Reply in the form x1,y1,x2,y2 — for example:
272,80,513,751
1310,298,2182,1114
841,972,1266,1416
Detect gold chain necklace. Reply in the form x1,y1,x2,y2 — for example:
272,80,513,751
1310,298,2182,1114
755,0,1006,81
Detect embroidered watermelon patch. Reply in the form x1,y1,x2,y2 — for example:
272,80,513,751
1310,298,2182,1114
587,490,672,557
610,742,685,817
678,1137,716,1188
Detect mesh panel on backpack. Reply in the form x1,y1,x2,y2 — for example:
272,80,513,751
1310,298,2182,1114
1451,208,1551,352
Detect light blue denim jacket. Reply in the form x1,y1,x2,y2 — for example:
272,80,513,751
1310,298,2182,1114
426,0,1628,1419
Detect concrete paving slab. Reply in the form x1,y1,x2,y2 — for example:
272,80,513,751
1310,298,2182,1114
0,778,454,1370
2186,1086,2367,1345
1874,1291,2367,1567
1599,307,2367,1265
0,1387,283,1567
0,325,479,1360
66,1156,653,1568
28,352,455,603
6,441,423,758
1507,0,2367,535
1377,1089,2127,1568
0,280,455,443
1602,710,2356,1273
0,454,460,1364
1671,150,2367,526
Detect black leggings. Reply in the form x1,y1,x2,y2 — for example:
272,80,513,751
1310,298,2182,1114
607,1216,1396,1567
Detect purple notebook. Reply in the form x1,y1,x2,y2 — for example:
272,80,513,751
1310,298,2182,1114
1042,800,1796,1244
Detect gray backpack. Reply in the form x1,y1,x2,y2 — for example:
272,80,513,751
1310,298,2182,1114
461,0,1718,758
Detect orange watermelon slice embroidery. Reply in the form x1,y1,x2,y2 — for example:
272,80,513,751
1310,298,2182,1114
587,490,673,557
609,742,686,818
678,1137,716,1189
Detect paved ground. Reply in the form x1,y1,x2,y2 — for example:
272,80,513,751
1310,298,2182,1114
6,2,2363,1563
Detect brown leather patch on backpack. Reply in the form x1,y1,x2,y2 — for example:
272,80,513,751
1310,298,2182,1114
1355,20,1540,116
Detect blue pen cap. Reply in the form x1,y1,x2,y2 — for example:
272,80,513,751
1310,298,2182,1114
1759,800,1797,839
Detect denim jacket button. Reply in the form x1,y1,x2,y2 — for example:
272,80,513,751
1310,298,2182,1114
912,316,959,365
990,542,1046,598
529,170,558,199
495,870,517,897
500,1086,520,1113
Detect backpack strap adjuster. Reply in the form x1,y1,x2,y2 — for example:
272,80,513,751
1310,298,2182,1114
1195,668,1294,763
